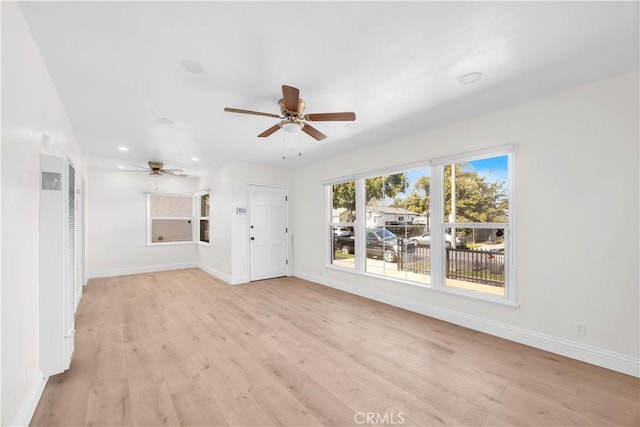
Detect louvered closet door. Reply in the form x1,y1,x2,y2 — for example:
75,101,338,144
39,155,74,376
65,162,76,360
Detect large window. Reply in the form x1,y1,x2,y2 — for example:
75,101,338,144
325,145,514,303
147,193,194,244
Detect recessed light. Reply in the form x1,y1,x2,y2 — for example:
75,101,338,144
191,157,200,161
180,60,204,74
118,146,129,151
157,117,173,124
458,72,482,84
117,165,125,169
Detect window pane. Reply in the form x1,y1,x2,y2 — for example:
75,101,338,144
331,182,356,223
199,220,209,243
150,194,193,218
200,194,210,217
444,155,508,223
331,182,356,268
151,219,192,243
444,227,506,297
364,168,431,283
331,226,355,268
442,154,509,297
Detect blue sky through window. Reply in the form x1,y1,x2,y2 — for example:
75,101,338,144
468,155,508,183
389,155,508,200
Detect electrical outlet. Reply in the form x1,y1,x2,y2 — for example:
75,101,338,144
575,322,586,336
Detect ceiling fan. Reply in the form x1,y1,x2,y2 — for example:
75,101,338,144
224,85,356,141
119,161,187,177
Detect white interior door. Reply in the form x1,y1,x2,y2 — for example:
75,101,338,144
249,185,288,281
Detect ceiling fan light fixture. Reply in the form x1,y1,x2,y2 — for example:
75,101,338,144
280,121,302,134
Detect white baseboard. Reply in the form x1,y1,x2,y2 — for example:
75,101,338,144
87,262,250,285
197,263,249,285
296,272,639,378
11,372,47,427
87,262,198,279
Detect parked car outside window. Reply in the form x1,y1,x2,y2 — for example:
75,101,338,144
335,227,417,263
409,232,467,249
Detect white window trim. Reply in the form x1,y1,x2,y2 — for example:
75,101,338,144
324,145,516,306
195,189,211,246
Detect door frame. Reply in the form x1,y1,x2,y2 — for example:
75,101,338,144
247,184,290,282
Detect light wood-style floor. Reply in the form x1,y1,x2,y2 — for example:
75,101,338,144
31,268,639,426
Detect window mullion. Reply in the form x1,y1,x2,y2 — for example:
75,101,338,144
355,178,366,272
430,165,444,288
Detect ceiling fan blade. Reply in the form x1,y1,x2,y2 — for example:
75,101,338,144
282,85,300,112
305,112,356,121
258,124,282,138
132,164,151,170
118,169,148,173
302,124,327,141
163,168,184,174
224,107,281,119
165,170,188,177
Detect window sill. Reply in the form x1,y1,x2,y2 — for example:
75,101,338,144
146,241,194,247
324,264,518,308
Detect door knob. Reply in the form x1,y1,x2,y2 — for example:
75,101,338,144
250,237,255,240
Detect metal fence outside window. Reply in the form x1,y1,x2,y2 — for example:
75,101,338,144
398,246,505,287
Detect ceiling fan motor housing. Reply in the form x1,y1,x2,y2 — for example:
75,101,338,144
148,161,164,171
278,98,305,117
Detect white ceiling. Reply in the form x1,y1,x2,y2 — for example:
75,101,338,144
17,1,639,176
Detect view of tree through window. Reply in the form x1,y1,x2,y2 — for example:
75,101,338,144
443,155,510,297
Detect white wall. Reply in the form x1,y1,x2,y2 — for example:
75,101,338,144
87,159,289,285
198,161,290,284
1,2,87,424
87,166,199,278
290,72,639,375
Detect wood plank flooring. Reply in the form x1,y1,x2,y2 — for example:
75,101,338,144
31,268,639,426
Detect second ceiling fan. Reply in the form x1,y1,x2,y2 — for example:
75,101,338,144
224,85,356,141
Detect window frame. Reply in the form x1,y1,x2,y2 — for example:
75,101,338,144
145,192,195,246
324,144,515,306
196,190,211,246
